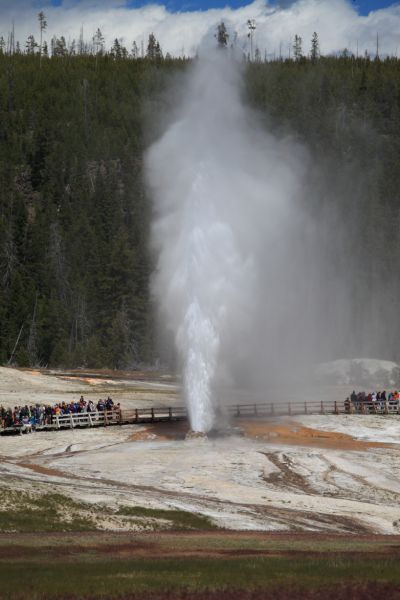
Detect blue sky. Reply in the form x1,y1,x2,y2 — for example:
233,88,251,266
47,0,398,15
356,0,398,14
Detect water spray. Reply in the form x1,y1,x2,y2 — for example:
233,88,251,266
146,48,306,433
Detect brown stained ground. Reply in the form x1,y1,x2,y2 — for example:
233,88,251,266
0,531,399,560
127,418,394,452
238,420,395,451
0,544,396,561
262,452,317,495
17,463,68,478
128,421,189,442
19,367,171,382
20,367,178,390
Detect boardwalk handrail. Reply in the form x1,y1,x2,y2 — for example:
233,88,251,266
1,399,399,435
53,409,121,429
226,400,338,416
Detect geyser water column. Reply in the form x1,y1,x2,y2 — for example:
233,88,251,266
146,50,304,433
174,165,230,433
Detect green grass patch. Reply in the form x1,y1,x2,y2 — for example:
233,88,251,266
0,555,399,599
149,533,394,554
0,490,97,532
0,489,218,533
0,531,399,598
117,506,218,530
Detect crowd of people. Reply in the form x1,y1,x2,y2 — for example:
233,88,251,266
349,390,400,404
345,390,400,412
0,396,120,430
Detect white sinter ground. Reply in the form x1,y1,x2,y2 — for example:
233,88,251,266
1,372,400,534
296,413,400,445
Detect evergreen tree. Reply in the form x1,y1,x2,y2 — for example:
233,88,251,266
293,34,303,61
93,28,105,56
51,36,67,57
154,41,163,60
131,41,139,59
146,33,160,60
216,22,229,49
110,38,122,59
78,26,85,55
25,35,38,55
310,31,320,63
38,11,47,67
247,19,256,61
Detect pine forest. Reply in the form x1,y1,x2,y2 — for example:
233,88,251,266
1,31,400,368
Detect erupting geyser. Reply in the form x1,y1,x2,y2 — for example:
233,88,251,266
146,48,307,433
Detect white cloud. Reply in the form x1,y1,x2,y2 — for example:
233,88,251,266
0,0,399,57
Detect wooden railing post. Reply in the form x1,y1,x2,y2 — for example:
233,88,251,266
320,401,325,414
236,405,240,417
334,401,338,415
135,408,139,423
151,408,155,422
254,404,258,416
169,407,172,421
70,415,74,429
384,401,389,415
288,402,291,416
271,403,274,416
304,402,307,414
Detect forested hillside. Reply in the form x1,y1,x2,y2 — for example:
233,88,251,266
1,53,400,368
0,54,183,368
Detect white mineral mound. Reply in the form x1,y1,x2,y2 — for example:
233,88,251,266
0,366,88,406
315,358,400,387
0,366,73,391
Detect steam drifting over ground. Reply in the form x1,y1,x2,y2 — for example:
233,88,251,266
146,50,310,432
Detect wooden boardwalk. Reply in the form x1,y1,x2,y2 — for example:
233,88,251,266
1,400,399,435
232,399,400,417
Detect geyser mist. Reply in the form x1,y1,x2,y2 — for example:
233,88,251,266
146,50,310,433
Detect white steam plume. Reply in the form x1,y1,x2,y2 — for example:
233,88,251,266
146,50,308,432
